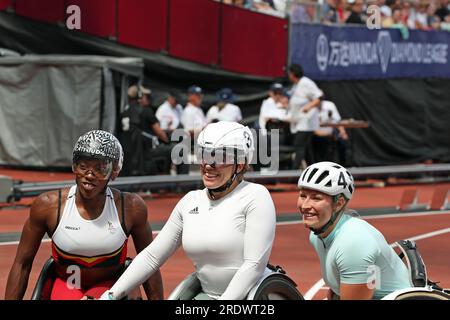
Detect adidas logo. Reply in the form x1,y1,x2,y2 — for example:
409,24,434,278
188,207,199,214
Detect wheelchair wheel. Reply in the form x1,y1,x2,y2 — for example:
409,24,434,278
31,257,56,300
382,287,450,300
167,273,202,300
252,274,304,300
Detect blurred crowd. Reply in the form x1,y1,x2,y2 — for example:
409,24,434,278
120,63,349,176
118,84,243,177
220,0,450,32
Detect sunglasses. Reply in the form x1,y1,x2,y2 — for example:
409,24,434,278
197,147,244,166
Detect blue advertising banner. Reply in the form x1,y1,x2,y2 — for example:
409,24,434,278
290,23,450,80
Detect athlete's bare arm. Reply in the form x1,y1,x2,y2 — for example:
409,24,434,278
5,191,57,299
125,193,164,300
340,283,374,300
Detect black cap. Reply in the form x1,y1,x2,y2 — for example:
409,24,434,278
216,88,235,103
187,85,203,95
270,82,283,93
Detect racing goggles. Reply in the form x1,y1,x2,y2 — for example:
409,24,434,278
73,159,113,180
196,146,246,167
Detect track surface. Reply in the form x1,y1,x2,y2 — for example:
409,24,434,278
1,169,449,299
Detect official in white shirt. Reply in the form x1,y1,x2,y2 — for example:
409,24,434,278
156,92,184,133
181,85,207,137
287,64,323,170
258,83,291,134
206,88,242,123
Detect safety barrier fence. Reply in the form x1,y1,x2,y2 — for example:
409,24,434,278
2,163,450,202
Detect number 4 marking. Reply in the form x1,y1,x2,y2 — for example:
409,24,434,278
338,172,347,187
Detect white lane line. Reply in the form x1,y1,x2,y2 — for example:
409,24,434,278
304,279,325,300
405,227,450,242
276,210,450,226
303,226,450,300
362,210,450,220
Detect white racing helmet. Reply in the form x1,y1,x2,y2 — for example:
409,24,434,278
197,121,255,165
298,161,354,200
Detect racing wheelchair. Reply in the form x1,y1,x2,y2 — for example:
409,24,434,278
167,264,304,300
31,257,133,300
382,239,450,300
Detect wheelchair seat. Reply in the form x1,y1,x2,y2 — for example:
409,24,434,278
384,239,450,300
31,257,133,300
168,264,304,300
393,239,428,287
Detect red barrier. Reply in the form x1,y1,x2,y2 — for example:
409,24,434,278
220,5,288,77
0,0,12,11
169,0,220,66
118,0,167,52
11,0,288,77
69,0,116,38
15,0,65,23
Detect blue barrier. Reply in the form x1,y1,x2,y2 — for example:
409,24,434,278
290,23,450,80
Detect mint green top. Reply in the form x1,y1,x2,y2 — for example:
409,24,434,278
310,214,412,299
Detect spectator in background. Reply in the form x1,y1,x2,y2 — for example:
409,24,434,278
258,82,285,132
287,64,323,170
441,13,450,31
222,0,252,9
156,92,183,135
181,85,207,138
322,0,339,23
435,0,450,22
118,85,146,176
139,87,169,145
313,99,348,164
336,0,348,22
406,0,429,29
380,0,395,18
138,87,173,175
207,88,242,123
429,14,442,30
291,1,316,23
345,0,365,24
390,7,410,39
252,0,285,17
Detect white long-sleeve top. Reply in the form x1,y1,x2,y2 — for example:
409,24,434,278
101,181,276,300
288,76,323,133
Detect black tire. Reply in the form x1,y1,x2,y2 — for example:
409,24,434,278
31,257,56,300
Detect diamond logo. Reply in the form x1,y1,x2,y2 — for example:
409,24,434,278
377,31,392,73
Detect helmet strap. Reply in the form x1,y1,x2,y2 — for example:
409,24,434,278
310,198,347,236
207,157,244,199
310,210,341,236
208,166,238,199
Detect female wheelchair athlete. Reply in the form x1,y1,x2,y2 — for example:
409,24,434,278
167,264,304,300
